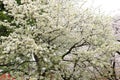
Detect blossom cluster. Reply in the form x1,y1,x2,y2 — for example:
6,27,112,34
0,0,119,79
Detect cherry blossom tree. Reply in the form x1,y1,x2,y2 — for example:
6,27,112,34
0,0,120,80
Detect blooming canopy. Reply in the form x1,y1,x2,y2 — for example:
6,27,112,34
0,0,119,79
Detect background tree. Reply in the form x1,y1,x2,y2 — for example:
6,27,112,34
0,1,14,37
0,0,120,80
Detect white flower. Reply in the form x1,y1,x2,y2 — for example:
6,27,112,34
43,58,48,62
3,11,7,14
41,67,46,71
4,20,7,22
5,46,10,53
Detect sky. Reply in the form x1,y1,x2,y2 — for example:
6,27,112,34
76,0,120,16
93,0,120,15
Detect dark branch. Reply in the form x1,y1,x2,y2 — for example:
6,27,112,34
116,51,120,55
62,39,87,59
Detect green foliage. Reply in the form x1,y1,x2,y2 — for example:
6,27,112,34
16,0,21,5
0,25,12,36
0,1,13,36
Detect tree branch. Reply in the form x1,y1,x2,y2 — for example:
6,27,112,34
62,39,87,60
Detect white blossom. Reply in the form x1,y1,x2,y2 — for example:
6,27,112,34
0,0,120,79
